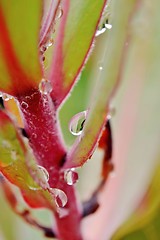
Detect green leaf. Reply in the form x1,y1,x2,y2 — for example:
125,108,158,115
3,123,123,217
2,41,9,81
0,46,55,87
65,0,136,168
0,110,54,209
0,0,42,96
50,0,107,106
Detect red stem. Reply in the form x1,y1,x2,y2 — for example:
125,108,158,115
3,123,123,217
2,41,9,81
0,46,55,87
17,89,82,240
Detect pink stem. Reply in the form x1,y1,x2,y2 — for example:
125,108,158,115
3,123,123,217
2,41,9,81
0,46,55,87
17,89,82,240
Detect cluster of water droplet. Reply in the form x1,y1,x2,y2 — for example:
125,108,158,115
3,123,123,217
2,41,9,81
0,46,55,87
40,5,63,62
69,110,87,136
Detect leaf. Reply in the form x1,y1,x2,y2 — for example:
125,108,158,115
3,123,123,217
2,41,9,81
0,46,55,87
65,0,136,168
83,1,160,239
49,0,107,106
0,0,42,96
0,110,54,209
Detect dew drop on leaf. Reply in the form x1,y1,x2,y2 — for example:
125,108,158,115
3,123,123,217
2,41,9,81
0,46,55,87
55,6,63,21
49,188,67,208
96,23,112,37
69,111,87,136
64,168,79,186
27,165,49,190
39,79,52,95
107,107,116,120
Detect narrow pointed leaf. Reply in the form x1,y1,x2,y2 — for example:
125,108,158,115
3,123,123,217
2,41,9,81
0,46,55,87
65,0,136,168
50,0,107,106
0,1,42,96
83,1,160,239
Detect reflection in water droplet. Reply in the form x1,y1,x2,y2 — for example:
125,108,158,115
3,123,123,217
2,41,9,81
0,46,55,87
95,28,106,37
96,23,112,37
49,188,67,208
2,93,12,101
55,6,63,20
64,168,78,185
69,110,87,136
107,107,115,120
46,38,54,48
105,23,112,29
39,79,52,95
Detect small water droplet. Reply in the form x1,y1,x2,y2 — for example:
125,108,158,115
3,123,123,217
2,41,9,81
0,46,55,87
46,38,54,48
2,93,12,101
39,79,52,95
96,23,112,37
105,23,112,29
21,101,28,109
95,28,106,37
64,168,78,186
49,188,67,208
69,110,87,136
107,107,115,120
55,6,63,21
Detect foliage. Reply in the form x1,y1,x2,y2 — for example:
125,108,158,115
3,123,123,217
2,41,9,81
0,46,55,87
0,0,160,240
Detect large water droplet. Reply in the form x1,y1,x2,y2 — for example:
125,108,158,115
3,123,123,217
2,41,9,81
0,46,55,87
39,79,52,95
46,38,54,48
69,110,87,136
38,165,49,182
64,168,78,186
49,188,67,208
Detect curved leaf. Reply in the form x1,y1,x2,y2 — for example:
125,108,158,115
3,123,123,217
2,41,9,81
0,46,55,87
0,110,54,209
0,0,42,96
65,0,136,168
50,0,107,106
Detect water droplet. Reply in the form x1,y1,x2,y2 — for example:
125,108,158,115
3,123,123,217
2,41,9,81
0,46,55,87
55,6,63,21
96,23,112,37
21,101,28,109
64,168,78,185
49,188,67,208
28,165,49,190
107,107,115,120
2,93,12,101
39,79,52,95
38,165,49,182
105,23,112,29
69,110,87,136
95,28,106,37
46,38,54,48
